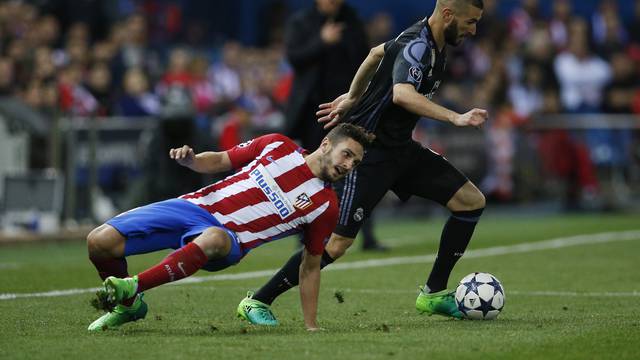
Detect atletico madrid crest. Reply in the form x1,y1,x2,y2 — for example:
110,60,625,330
294,193,313,210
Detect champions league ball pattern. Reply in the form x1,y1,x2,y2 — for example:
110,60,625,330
455,272,505,320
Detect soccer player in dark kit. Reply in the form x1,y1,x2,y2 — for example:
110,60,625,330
237,0,488,325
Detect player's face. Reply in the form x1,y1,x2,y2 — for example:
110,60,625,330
444,5,483,46
319,138,364,182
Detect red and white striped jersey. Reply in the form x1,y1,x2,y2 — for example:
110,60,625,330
180,134,338,255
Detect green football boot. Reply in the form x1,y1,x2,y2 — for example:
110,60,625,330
236,292,279,326
88,293,148,331
415,287,464,319
95,276,139,311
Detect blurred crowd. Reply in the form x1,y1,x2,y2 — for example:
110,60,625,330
1,0,639,210
424,0,640,209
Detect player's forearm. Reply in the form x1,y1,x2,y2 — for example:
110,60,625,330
346,44,385,101
299,253,321,330
392,83,458,123
188,152,232,174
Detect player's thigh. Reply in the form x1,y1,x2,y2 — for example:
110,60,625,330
107,199,216,256
333,149,398,238
394,144,469,206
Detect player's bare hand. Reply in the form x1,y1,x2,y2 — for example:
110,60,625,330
452,108,488,128
321,22,344,45
169,145,195,167
317,93,355,129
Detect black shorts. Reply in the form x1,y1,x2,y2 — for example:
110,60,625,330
334,141,468,238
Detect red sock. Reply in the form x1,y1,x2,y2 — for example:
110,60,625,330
89,256,136,306
136,242,209,293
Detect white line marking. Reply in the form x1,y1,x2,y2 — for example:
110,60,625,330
508,290,640,297
1,230,639,301
161,286,640,298
0,288,102,300
328,288,640,297
0,263,20,269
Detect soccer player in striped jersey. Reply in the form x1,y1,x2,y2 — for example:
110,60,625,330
86,123,373,332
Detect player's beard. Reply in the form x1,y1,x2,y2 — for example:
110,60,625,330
444,19,461,46
318,153,337,182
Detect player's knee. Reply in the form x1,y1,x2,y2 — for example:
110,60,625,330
448,182,485,211
87,224,124,258
193,228,231,259
468,188,486,209
325,234,354,259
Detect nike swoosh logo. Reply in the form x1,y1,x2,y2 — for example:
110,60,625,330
177,262,187,276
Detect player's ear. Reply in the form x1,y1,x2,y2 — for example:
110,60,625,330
320,137,331,153
442,7,455,24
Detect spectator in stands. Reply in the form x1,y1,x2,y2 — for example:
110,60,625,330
283,0,369,150
554,22,611,113
111,14,161,86
598,51,634,182
190,55,218,116
549,0,572,51
595,7,628,58
366,12,393,47
208,42,243,103
116,67,160,117
628,0,640,44
160,48,193,89
0,57,14,96
218,97,254,151
509,0,541,45
476,0,507,46
591,1,628,54
86,62,114,116
57,63,97,116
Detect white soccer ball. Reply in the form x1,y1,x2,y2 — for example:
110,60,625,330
455,272,505,320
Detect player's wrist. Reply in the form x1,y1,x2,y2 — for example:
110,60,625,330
448,112,462,125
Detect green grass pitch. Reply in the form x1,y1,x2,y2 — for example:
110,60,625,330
1,212,639,359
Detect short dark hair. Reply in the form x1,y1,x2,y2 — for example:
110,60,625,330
326,123,375,149
436,0,484,11
470,0,484,9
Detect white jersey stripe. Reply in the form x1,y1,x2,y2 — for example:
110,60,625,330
211,177,326,226
262,152,306,178
184,150,307,208
183,141,287,200
236,141,284,174
235,201,331,243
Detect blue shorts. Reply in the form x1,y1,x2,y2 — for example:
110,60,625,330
106,198,244,272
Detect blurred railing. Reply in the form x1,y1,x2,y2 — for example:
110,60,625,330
61,117,158,224
528,114,640,130
62,114,640,221
3,113,639,238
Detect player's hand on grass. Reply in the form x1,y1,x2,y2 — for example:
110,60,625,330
169,145,195,167
452,108,488,128
317,93,355,129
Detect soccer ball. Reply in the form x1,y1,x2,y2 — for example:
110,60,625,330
455,272,505,320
